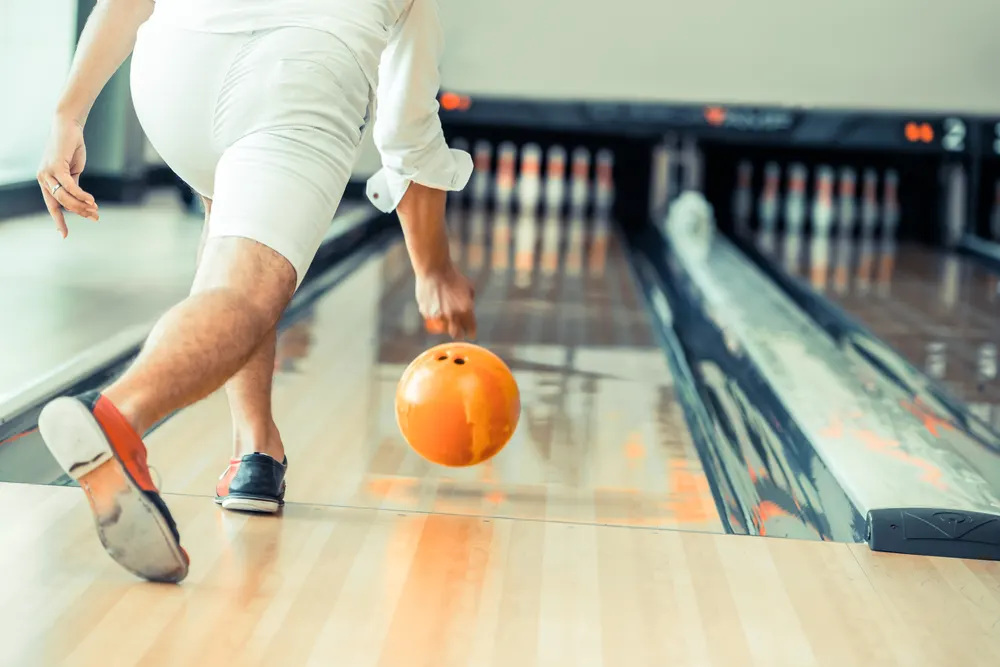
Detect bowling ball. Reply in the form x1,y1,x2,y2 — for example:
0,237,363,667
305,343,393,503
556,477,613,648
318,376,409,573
395,342,520,467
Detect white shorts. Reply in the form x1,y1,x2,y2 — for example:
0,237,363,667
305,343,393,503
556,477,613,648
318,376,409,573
130,19,373,287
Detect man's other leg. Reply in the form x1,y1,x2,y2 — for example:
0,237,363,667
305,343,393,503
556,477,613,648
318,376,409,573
199,196,284,464
198,197,287,514
103,234,294,434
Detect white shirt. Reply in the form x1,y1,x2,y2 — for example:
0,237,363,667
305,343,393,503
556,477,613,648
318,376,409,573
147,0,472,213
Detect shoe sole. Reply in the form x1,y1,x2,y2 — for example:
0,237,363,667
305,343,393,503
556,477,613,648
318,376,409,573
38,397,189,584
215,495,283,513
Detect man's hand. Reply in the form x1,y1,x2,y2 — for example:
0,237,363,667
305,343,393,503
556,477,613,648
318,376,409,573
36,0,155,237
395,181,477,339
38,116,98,238
416,263,477,340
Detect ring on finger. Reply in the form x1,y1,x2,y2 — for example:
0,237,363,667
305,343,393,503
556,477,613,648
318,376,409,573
50,183,63,196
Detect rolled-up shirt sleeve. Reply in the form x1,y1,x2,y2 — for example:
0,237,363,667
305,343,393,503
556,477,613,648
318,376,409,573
365,0,472,213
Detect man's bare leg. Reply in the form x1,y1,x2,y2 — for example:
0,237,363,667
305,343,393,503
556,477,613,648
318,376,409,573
198,197,284,462
101,232,295,436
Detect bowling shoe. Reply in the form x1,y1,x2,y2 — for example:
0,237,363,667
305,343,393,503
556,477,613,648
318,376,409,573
215,453,287,513
37,390,190,583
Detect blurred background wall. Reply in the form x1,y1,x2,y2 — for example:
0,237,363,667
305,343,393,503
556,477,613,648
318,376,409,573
0,0,79,187
436,0,1000,114
3,0,1000,219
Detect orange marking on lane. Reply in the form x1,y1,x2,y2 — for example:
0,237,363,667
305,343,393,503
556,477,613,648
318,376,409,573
856,430,947,490
0,427,38,448
900,398,955,437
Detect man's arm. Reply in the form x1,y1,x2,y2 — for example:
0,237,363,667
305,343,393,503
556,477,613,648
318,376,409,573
38,0,153,231
365,0,472,278
57,0,154,126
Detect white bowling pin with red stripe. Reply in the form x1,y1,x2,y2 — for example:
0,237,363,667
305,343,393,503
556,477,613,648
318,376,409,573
811,165,835,237
569,147,591,214
784,163,808,234
517,143,543,216
471,140,492,203
860,169,879,235
494,141,518,211
544,145,567,216
758,162,781,233
837,167,857,238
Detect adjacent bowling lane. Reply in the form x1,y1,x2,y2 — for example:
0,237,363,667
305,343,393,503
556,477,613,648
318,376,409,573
146,207,724,533
756,231,1000,430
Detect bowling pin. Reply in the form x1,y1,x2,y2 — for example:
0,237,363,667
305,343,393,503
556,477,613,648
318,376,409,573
489,142,517,270
784,163,808,234
514,144,543,287
589,149,614,277
517,143,543,216
545,145,567,217
569,147,591,214
758,161,781,234
811,165,835,237
494,141,518,211
881,169,900,240
732,160,754,237
860,169,879,235
472,140,493,203
837,167,857,238
594,148,615,217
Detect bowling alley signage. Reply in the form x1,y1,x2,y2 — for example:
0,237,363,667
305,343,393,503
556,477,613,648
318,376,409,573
702,106,795,132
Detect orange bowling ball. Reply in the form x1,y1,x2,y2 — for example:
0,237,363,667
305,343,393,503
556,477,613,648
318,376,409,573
395,342,520,467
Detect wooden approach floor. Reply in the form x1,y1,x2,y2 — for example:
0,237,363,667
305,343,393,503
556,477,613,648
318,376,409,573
1,481,999,667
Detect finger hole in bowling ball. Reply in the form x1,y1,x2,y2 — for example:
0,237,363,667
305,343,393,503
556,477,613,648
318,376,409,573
437,355,448,361
453,358,466,365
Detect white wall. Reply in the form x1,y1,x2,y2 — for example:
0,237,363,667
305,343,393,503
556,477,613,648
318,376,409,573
0,1,79,186
438,0,1000,115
